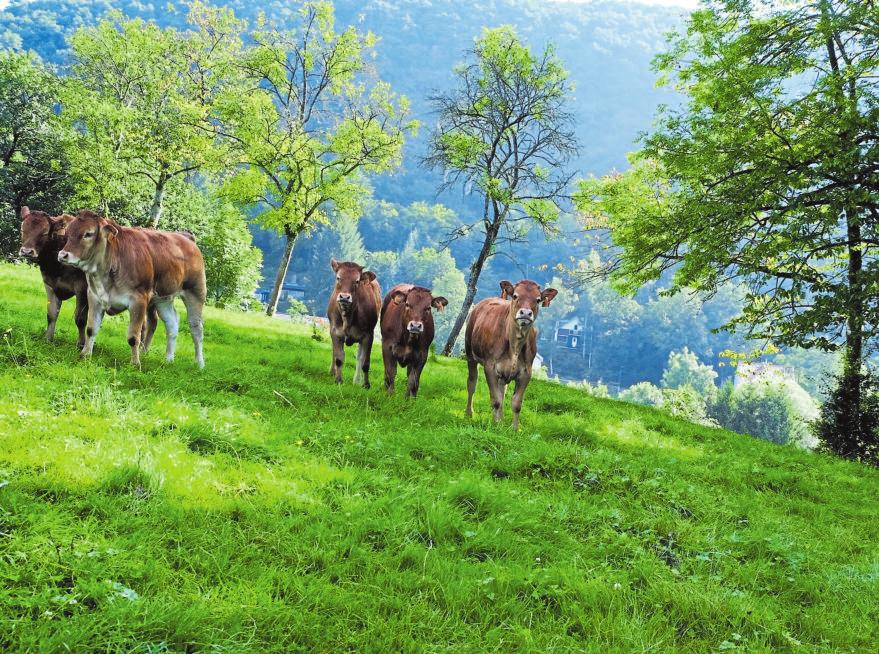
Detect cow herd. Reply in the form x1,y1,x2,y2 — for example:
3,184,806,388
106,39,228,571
18,206,557,430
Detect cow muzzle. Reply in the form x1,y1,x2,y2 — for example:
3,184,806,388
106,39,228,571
407,321,424,334
57,250,78,265
515,309,534,326
337,293,353,310
19,247,37,259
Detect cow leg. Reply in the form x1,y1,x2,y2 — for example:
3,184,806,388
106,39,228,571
484,367,505,423
74,290,88,349
465,358,478,417
155,300,179,362
382,341,397,393
45,285,61,343
331,333,345,384
511,373,532,432
406,361,425,399
356,334,373,389
81,291,105,358
182,290,205,369
141,304,159,353
127,296,149,367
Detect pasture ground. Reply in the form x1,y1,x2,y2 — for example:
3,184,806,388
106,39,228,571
0,262,877,653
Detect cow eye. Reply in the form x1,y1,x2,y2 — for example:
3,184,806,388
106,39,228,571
512,293,518,300
84,232,95,239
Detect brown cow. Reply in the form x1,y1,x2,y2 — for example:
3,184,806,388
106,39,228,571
326,258,381,388
465,279,558,430
58,210,207,368
380,284,448,398
19,207,89,347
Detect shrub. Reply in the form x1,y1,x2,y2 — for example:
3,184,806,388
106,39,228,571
710,378,818,446
286,299,309,321
661,385,716,427
619,381,664,407
566,379,609,398
814,368,879,465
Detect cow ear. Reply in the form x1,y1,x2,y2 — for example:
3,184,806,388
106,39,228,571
330,257,340,272
101,223,119,240
391,290,407,305
499,280,515,299
20,206,30,221
361,271,376,284
49,215,71,237
431,296,449,311
541,288,559,307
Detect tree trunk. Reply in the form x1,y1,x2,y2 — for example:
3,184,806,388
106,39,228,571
148,178,167,229
266,227,299,317
845,205,864,382
442,215,501,356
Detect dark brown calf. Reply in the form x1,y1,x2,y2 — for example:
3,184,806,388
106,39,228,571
58,210,207,368
19,207,89,347
380,284,448,398
326,258,381,387
465,279,558,430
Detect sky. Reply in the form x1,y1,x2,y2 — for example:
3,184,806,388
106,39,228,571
555,0,700,7
0,0,701,9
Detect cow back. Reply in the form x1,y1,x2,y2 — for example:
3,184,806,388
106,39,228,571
112,227,206,299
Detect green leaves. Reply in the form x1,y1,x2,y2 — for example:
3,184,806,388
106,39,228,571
226,2,412,240
577,0,879,361
61,5,245,226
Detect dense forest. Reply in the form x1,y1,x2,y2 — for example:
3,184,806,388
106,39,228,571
0,0,853,452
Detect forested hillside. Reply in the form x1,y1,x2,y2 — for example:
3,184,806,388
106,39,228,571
0,0,839,421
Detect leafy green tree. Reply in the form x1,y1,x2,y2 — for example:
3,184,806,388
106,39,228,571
426,26,579,354
62,3,243,227
0,51,72,255
662,348,718,399
333,215,367,264
198,200,263,309
576,1,879,460
222,2,415,316
359,201,460,254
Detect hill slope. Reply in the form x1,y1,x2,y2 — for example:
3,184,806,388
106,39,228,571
0,262,877,653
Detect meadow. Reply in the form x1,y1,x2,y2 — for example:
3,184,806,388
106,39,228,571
0,262,878,653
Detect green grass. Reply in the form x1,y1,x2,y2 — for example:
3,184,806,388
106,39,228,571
0,262,877,653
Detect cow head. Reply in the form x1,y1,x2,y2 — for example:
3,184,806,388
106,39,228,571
390,286,448,335
500,280,558,328
19,207,73,259
330,258,375,314
58,210,118,269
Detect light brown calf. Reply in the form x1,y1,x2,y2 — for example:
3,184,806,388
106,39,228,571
58,210,207,368
326,258,381,388
380,284,448,398
465,280,558,430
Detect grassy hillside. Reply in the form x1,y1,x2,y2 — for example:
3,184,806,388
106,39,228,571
0,262,877,653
